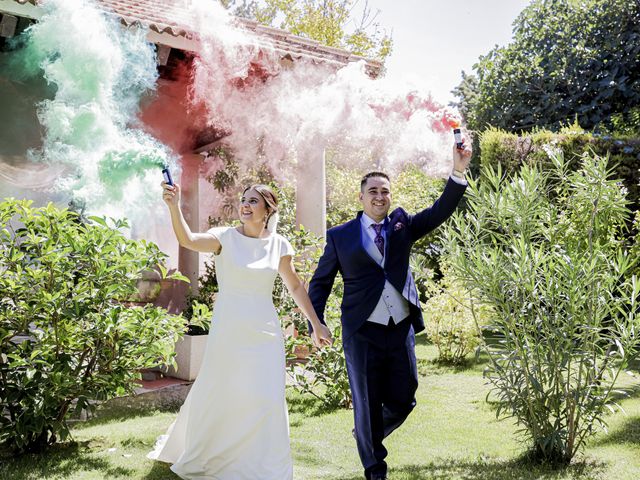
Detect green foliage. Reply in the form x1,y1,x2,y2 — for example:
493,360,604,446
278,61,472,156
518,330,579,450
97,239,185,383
218,0,256,18
0,199,185,453
479,127,640,212
286,320,351,409
207,146,240,195
205,146,273,225
610,106,640,136
443,150,640,464
409,251,438,305
632,210,640,279
274,224,324,332
392,165,449,280
273,184,351,409
326,160,446,228
325,160,360,228
454,0,640,133
392,164,445,213
186,301,213,334
423,267,492,365
182,259,218,331
450,70,478,132
251,0,392,61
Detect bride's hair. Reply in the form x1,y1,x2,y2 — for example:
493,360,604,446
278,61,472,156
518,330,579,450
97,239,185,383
242,184,279,231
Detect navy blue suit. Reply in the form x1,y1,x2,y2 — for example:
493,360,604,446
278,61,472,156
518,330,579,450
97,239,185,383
309,178,467,478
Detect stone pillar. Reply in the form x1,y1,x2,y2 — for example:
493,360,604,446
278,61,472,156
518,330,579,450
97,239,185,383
178,153,201,302
296,146,326,238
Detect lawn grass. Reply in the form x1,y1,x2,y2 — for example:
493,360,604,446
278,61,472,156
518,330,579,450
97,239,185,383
1,334,639,479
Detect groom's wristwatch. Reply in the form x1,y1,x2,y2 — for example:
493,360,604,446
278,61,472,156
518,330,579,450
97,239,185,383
452,168,466,179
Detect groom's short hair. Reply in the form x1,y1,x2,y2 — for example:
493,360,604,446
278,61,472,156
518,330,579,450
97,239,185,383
360,171,390,192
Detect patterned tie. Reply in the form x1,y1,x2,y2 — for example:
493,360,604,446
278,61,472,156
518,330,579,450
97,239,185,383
371,223,385,256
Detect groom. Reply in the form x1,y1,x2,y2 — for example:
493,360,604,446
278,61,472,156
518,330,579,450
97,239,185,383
308,142,471,480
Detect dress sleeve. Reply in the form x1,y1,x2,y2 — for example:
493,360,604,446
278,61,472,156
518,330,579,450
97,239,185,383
205,226,229,254
279,235,295,258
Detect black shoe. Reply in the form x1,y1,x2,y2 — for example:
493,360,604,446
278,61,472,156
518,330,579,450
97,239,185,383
370,475,387,480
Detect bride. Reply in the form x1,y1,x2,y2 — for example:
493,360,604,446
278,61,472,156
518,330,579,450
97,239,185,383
148,181,333,479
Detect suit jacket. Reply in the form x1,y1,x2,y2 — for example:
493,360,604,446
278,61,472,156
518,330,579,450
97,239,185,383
308,178,467,341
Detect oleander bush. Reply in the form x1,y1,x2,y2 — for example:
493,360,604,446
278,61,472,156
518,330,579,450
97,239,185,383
0,199,186,454
443,149,640,464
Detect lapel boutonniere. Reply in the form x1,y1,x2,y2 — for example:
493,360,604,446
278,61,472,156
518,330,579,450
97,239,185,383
393,221,404,231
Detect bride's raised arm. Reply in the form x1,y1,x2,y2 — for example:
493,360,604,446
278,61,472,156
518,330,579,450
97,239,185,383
162,182,221,254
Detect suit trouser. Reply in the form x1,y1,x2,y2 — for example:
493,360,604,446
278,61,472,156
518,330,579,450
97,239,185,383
343,318,418,479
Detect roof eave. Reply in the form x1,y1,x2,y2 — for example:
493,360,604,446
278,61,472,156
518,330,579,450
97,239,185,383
0,0,382,76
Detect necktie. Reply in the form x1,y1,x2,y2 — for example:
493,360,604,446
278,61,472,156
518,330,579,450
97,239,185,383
371,223,384,256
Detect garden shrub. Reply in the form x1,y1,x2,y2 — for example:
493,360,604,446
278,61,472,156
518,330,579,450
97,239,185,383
610,106,640,137
0,199,186,453
187,301,213,334
286,324,351,409
278,207,350,411
325,160,360,229
632,211,640,279
182,259,218,331
443,149,640,464
273,185,325,333
423,267,492,365
479,126,640,212
286,279,351,409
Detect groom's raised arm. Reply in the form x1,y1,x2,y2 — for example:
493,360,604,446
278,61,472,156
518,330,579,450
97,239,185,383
408,140,472,241
307,231,340,333
407,178,467,242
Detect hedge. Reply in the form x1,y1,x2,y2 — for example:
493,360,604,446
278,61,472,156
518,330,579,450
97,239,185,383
479,126,640,211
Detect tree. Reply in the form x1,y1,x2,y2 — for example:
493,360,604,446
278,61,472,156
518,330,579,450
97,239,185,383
219,0,256,18
222,0,393,61
453,0,640,133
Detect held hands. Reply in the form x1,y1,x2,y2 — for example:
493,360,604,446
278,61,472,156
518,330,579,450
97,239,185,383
162,181,181,208
311,323,333,349
452,137,472,172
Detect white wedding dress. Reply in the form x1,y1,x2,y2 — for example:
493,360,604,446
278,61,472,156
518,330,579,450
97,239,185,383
148,226,294,480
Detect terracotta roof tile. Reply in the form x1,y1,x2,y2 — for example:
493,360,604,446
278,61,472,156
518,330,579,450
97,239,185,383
3,0,380,74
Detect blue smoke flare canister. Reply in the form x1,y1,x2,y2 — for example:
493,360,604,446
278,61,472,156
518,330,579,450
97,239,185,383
162,166,174,186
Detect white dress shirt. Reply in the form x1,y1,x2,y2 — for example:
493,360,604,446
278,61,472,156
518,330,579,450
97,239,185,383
360,213,410,325
449,173,468,186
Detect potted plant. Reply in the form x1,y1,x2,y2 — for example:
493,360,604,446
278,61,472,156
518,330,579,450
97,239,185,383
165,301,212,381
162,260,218,380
